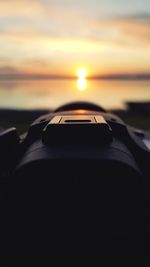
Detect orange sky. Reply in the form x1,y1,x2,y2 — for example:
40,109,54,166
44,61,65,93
0,0,150,77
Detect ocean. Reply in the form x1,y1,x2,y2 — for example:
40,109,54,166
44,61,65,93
0,79,149,110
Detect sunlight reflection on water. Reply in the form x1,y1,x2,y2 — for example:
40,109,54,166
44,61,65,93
0,79,149,110
77,78,87,91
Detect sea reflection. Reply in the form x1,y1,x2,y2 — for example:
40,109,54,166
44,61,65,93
77,78,87,91
0,79,150,110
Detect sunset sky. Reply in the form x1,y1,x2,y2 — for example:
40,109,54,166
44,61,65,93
0,0,150,77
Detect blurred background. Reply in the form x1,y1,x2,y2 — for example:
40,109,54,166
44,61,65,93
0,0,150,133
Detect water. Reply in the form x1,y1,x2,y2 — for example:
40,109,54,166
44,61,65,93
0,79,149,110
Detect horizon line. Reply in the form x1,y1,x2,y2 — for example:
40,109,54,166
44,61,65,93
0,72,150,81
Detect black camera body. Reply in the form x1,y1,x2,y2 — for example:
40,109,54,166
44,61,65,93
0,102,149,235
1,102,149,180
0,101,149,186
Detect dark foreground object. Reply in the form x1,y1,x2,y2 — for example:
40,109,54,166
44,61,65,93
0,102,149,264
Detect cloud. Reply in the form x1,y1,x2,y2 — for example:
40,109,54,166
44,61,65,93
0,0,150,47
113,13,150,40
0,66,19,75
0,4,150,77
87,13,150,46
116,13,150,21
1,12,150,47
24,59,49,67
0,0,43,18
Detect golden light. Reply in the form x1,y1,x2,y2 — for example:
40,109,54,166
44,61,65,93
77,67,87,79
77,78,87,91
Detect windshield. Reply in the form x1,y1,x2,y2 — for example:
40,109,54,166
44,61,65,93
0,0,150,131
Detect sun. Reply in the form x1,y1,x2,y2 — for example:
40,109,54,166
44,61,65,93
77,67,87,79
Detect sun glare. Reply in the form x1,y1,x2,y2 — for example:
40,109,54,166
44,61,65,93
77,68,87,79
76,67,88,91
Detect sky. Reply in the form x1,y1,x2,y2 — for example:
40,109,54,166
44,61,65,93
0,0,150,77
